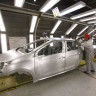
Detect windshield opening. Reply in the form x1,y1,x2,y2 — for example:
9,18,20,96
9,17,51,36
16,39,49,53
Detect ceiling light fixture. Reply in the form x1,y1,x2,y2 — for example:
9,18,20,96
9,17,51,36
89,29,96,34
0,11,6,31
50,35,53,38
34,0,36,2
70,9,96,20
77,26,89,35
14,0,25,7
51,20,62,34
1,34,7,53
40,0,60,12
30,16,38,33
80,16,96,22
61,36,64,38
60,1,86,16
88,20,96,24
66,23,78,35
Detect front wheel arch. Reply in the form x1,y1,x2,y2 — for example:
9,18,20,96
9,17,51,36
2,68,36,83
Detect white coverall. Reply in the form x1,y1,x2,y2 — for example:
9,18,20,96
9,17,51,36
81,39,95,73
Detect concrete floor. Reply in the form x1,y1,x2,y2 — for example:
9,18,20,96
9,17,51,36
0,66,96,96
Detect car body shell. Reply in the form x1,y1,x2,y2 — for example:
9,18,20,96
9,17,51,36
0,38,82,83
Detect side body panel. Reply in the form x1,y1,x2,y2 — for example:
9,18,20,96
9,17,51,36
65,41,80,71
1,54,37,82
34,41,66,81
0,39,82,83
35,53,65,80
0,48,23,62
65,50,79,71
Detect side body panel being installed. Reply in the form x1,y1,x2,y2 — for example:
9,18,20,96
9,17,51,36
1,54,37,81
0,38,82,83
34,41,66,81
65,41,80,71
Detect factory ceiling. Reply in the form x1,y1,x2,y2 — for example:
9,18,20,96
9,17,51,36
0,0,96,38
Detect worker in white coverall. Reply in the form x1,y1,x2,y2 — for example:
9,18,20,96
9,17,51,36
76,33,95,74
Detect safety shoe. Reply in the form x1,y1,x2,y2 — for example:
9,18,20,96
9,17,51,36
91,70,95,73
83,71,91,74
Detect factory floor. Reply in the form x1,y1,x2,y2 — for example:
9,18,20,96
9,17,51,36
0,65,96,96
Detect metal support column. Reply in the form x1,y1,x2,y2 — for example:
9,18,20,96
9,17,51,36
34,13,41,43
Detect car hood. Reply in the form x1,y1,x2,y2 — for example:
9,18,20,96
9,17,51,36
0,48,24,63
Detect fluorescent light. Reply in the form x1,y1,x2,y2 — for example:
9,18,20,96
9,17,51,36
1,34,7,53
14,0,25,7
0,11,6,31
80,16,96,22
61,36,64,38
70,9,96,20
51,20,62,34
60,1,86,16
50,35,53,46
50,35,53,38
34,0,36,2
40,0,60,12
29,34,33,48
30,16,38,33
88,20,96,24
66,23,78,35
89,29,96,34
78,26,89,35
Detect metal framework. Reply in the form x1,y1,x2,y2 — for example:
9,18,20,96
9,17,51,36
0,3,89,26
0,3,92,40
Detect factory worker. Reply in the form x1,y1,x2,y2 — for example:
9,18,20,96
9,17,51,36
76,33,95,74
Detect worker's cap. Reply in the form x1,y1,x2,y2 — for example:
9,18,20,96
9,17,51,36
84,33,91,39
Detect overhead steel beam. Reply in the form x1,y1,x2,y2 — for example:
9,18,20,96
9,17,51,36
0,3,39,16
34,13,41,42
41,13,89,26
0,3,90,26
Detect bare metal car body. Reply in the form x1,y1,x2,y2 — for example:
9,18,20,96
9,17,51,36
0,38,82,82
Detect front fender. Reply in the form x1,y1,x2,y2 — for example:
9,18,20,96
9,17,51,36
0,48,23,63
1,58,37,82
